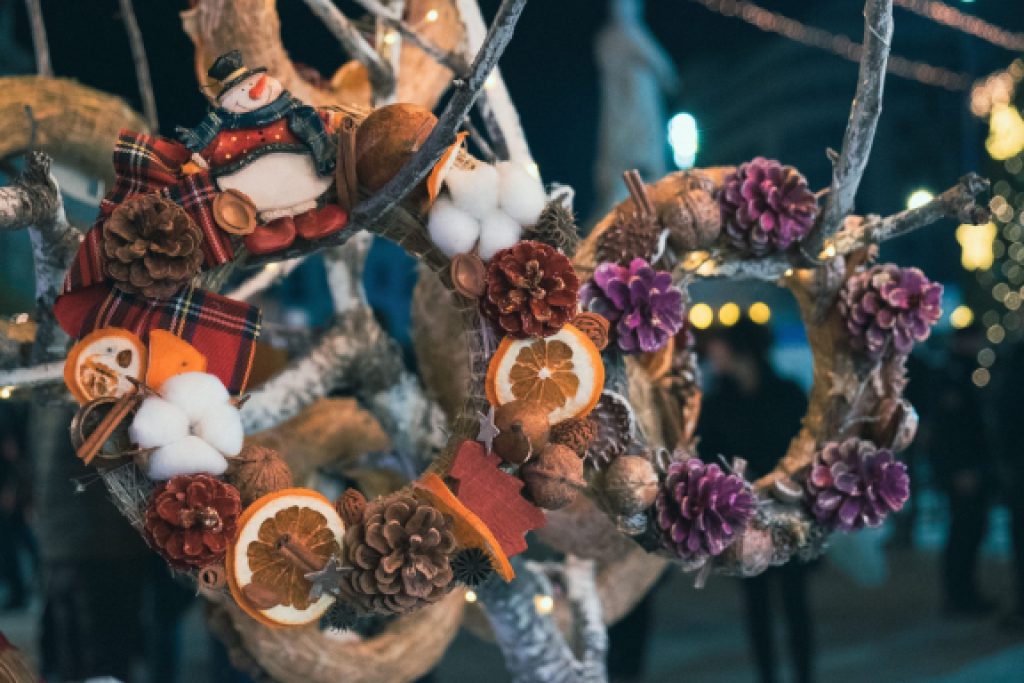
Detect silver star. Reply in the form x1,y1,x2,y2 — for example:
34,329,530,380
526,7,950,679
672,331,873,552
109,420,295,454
304,556,351,601
476,407,500,453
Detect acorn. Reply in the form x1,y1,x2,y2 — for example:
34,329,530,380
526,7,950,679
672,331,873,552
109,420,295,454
492,400,550,464
601,455,658,516
355,103,437,193
520,443,585,510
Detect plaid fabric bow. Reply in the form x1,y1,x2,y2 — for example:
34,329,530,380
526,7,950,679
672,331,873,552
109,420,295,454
55,130,261,393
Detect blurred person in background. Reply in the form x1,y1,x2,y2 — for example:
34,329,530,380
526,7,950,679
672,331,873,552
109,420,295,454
698,318,814,683
996,339,1024,629
0,399,32,611
930,325,996,617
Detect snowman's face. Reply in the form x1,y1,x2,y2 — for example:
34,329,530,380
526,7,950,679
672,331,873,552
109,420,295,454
218,72,283,113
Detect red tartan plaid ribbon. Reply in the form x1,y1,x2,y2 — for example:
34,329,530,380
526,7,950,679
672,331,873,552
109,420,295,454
55,130,261,393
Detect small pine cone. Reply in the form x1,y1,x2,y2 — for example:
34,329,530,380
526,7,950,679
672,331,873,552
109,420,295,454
103,194,204,299
143,474,241,570
482,240,580,338
550,417,596,457
596,208,663,265
526,200,580,256
585,392,634,471
339,493,456,615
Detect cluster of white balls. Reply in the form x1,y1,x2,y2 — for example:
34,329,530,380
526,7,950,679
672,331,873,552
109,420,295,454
427,160,547,260
129,372,244,480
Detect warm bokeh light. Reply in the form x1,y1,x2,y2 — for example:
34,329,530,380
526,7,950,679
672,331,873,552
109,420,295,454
956,222,997,271
689,303,714,329
950,305,974,329
425,8,440,22
534,594,554,615
972,367,990,387
987,324,1006,344
906,188,935,210
986,103,1024,160
465,590,478,603
748,302,771,324
718,302,741,327
0,386,11,400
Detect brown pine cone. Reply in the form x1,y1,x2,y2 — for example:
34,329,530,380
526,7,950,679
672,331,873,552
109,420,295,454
482,240,580,338
550,417,596,457
103,194,204,299
585,392,634,471
339,493,456,615
143,474,241,570
525,200,580,256
596,207,663,265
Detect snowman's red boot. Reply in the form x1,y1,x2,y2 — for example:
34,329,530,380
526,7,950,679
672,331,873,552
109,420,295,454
294,205,349,241
244,216,297,255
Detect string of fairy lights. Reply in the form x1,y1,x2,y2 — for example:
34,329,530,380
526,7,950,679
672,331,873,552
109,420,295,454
893,0,1024,53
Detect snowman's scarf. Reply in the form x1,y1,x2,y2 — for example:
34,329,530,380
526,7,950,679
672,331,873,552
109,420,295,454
175,91,335,175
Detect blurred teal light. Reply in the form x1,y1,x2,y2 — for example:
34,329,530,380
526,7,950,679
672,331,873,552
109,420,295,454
668,112,699,169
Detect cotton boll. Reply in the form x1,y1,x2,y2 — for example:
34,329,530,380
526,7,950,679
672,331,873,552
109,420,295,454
428,198,481,257
477,210,523,260
445,164,500,219
497,161,546,226
129,397,190,449
146,435,228,480
160,372,230,422
192,402,244,457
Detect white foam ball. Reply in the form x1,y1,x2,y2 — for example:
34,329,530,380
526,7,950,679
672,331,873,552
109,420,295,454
159,372,230,422
497,161,546,226
477,210,523,260
445,164,500,219
146,435,228,480
129,397,190,449
192,402,244,457
427,198,481,257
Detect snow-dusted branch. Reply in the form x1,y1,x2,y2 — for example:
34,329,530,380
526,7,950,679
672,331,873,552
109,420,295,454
224,257,306,301
300,0,395,103
810,0,893,249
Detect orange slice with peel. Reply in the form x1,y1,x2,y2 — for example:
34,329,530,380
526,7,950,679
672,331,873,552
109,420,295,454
414,473,514,581
64,328,147,405
226,488,344,628
427,131,469,202
146,330,208,391
486,324,605,424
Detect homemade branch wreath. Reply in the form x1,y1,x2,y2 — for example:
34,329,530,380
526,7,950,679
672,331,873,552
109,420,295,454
42,4,991,680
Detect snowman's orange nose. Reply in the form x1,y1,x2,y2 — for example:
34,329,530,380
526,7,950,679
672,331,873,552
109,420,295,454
249,75,268,100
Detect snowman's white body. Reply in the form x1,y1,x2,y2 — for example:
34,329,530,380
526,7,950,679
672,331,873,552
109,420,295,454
209,74,332,221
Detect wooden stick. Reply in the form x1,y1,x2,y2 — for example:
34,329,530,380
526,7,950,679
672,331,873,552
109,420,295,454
23,0,52,77
117,0,159,131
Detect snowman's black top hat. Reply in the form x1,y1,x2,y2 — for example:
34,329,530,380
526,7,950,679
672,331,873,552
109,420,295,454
208,50,267,98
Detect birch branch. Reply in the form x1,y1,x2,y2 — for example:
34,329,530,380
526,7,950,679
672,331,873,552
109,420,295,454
224,257,306,301
23,0,52,77
0,360,63,388
810,0,893,250
299,0,395,103
355,0,470,76
117,0,159,131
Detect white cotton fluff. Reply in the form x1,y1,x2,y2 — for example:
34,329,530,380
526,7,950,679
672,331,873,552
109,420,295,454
129,397,190,450
159,372,230,423
191,402,244,457
444,163,500,219
146,435,228,480
496,161,546,226
427,198,481,257
477,210,523,260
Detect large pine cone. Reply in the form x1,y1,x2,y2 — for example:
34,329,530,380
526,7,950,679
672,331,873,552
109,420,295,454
103,194,204,299
339,493,456,614
143,474,241,570
596,207,663,265
482,240,580,338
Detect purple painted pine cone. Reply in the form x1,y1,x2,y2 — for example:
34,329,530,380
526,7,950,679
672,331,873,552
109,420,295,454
580,258,684,354
806,438,909,532
839,264,942,358
720,157,818,255
655,458,755,559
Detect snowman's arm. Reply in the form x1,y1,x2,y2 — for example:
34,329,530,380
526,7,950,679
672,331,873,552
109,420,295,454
190,152,209,170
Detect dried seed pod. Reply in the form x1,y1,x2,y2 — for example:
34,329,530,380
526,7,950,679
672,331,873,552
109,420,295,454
225,445,293,505
549,417,596,457
520,443,585,510
601,455,658,516
571,312,610,351
336,488,367,527
450,252,487,299
492,400,550,464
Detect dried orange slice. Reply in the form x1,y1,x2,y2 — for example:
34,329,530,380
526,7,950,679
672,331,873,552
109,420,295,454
486,324,604,424
226,488,344,628
64,328,147,404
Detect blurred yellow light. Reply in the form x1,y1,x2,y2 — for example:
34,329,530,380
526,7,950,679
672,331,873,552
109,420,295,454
484,73,497,90
465,590,477,603
748,302,771,324
425,8,440,22
689,303,714,330
988,324,1006,344
972,367,991,387
986,103,1024,161
0,386,11,400
906,189,934,210
956,222,997,271
526,162,541,180
383,31,398,46
950,305,974,329
718,303,741,326
534,594,554,615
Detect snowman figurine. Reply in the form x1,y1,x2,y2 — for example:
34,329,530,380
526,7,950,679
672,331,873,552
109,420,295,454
177,50,347,255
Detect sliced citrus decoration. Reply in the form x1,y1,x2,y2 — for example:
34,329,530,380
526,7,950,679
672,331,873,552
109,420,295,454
486,324,604,424
226,488,344,628
427,131,469,201
64,327,147,404
146,330,208,391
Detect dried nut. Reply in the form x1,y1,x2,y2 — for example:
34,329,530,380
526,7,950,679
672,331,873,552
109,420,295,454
355,103,437,192
492,400,550,464
225,445,293,506
601,455,658,515
450,252,487,298
571,312,610,351
520,443,586,510
212,189,257,235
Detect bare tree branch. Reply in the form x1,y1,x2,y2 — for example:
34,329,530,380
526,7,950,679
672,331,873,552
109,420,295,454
117,0,159,131
0,360,62,388
23,0,52,77
810,0,893,250
355,0,470,76
224,257,306,301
